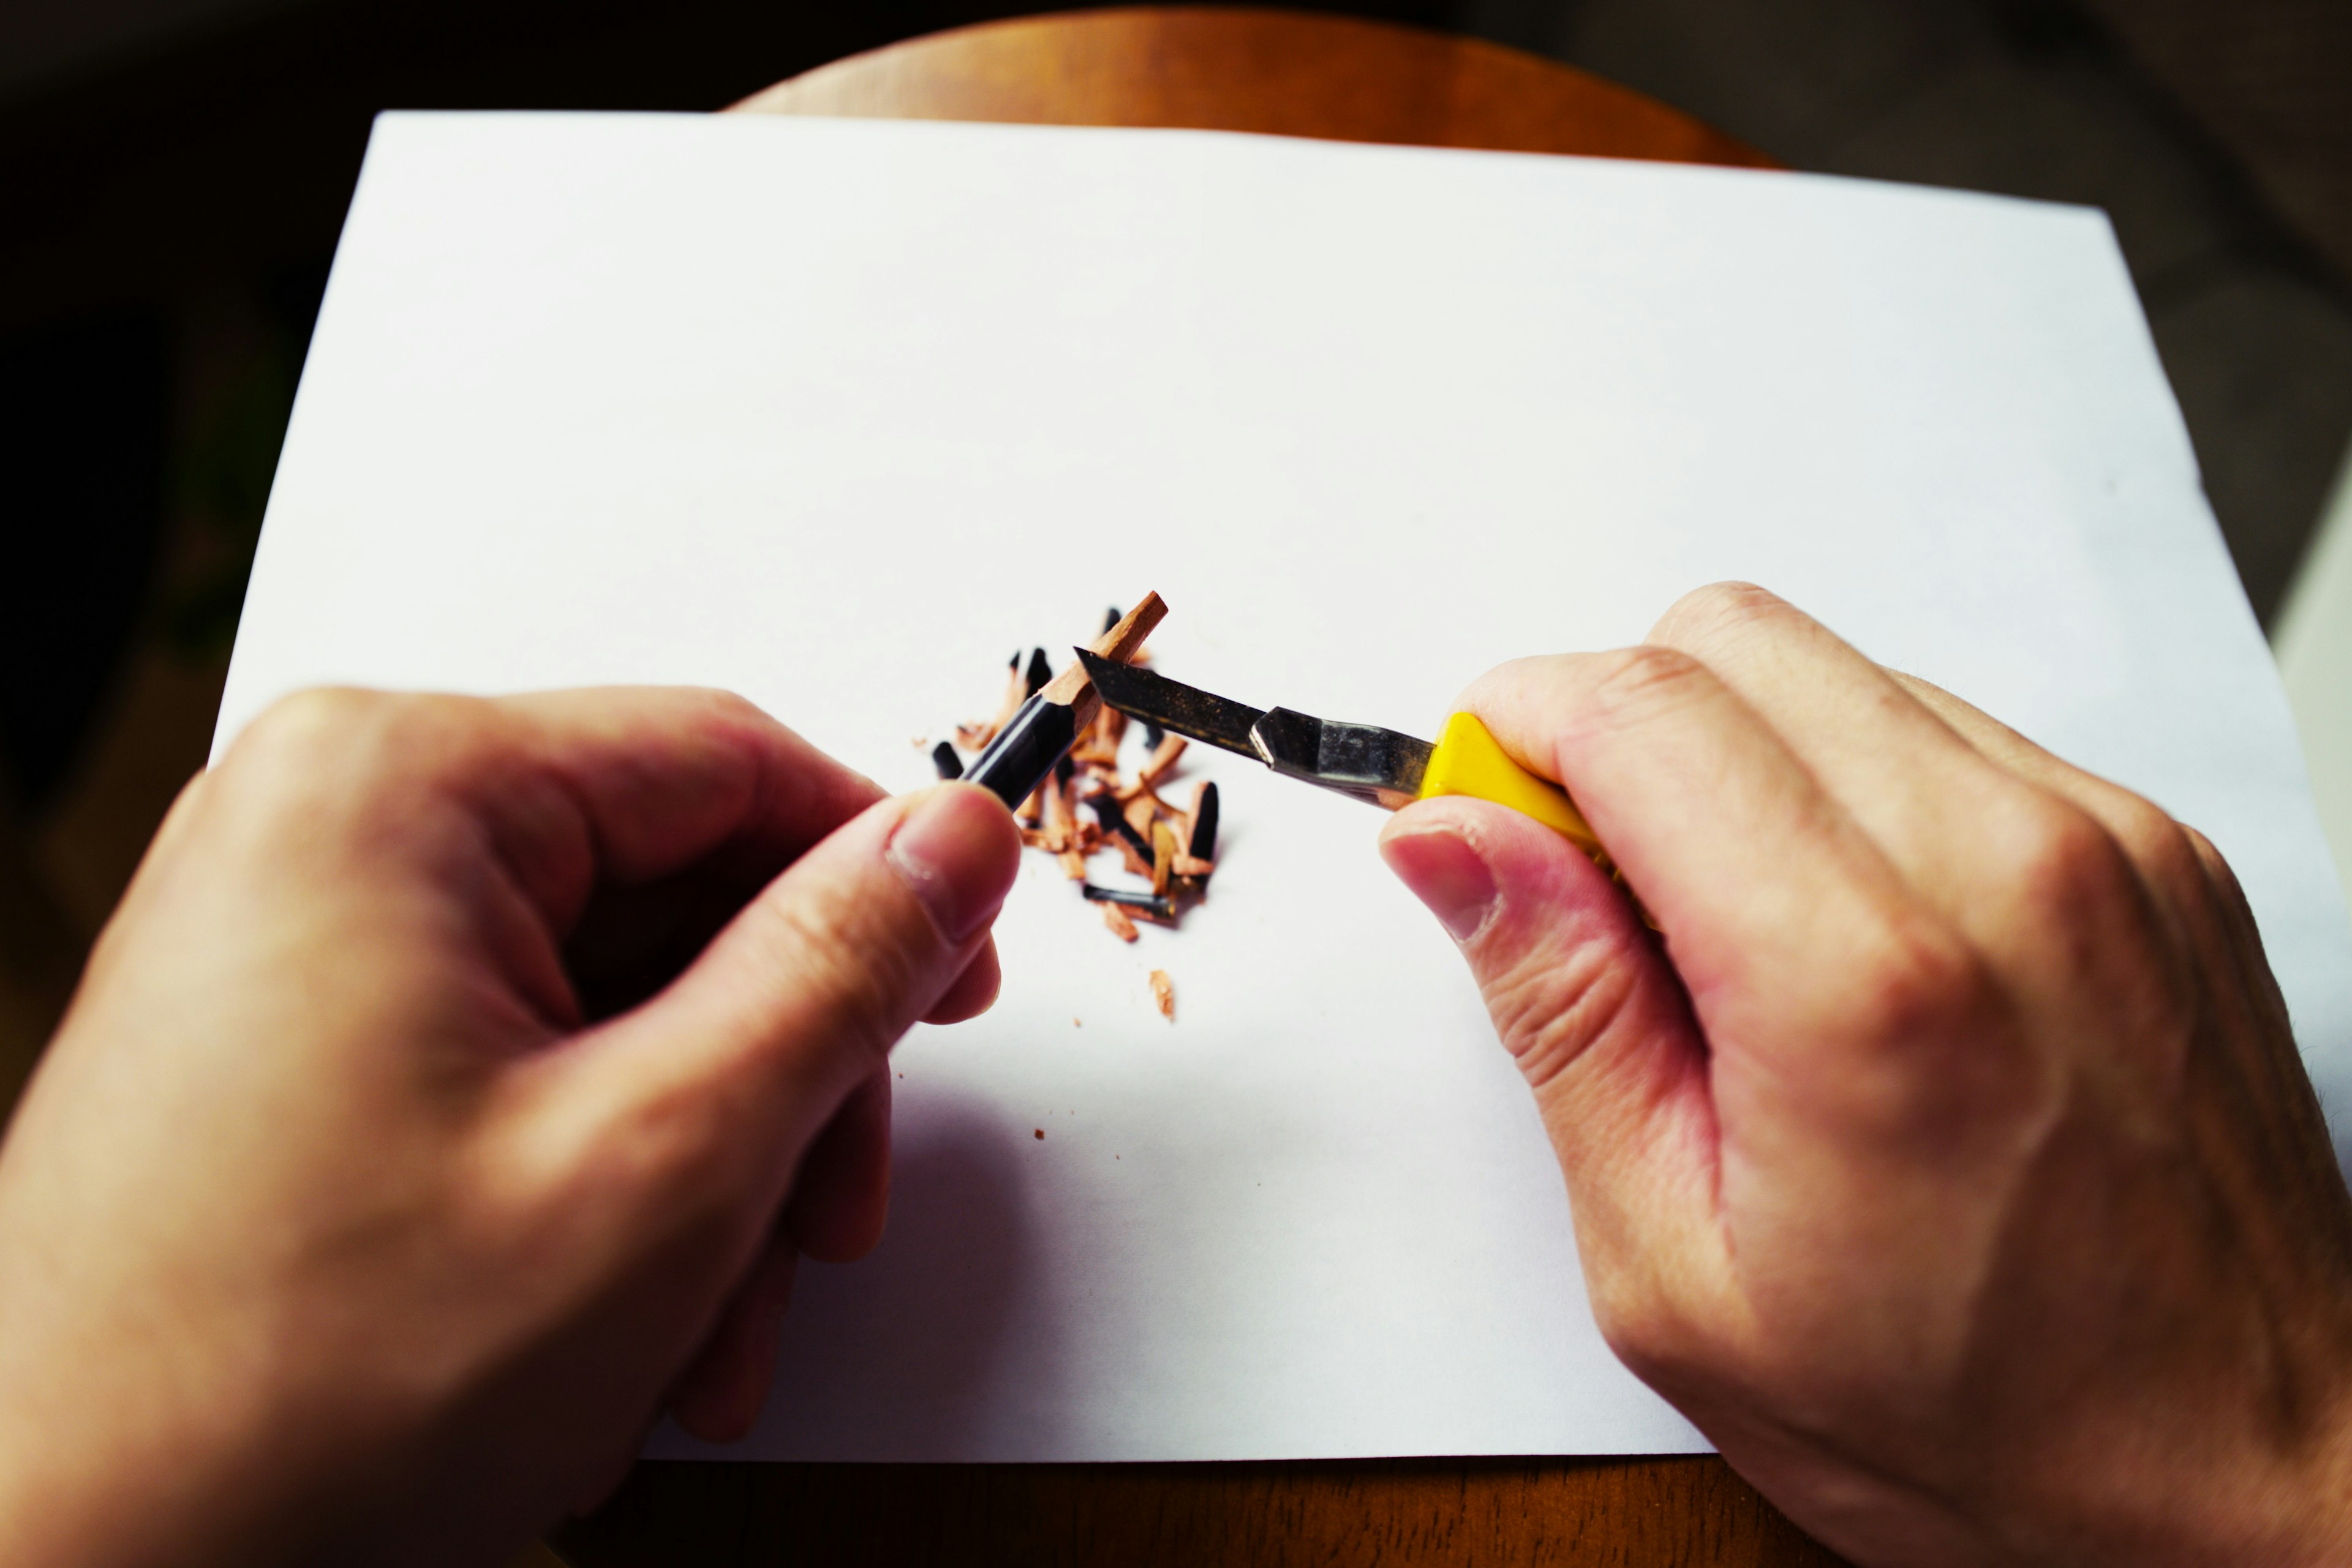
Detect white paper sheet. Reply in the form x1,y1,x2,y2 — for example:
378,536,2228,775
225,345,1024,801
216,113,2352,1462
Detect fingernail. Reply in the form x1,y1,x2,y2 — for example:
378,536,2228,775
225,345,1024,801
1381,826,1498,943
887,786,1017,944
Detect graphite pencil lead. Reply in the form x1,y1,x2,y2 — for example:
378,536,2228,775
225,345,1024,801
1188,780,1219,862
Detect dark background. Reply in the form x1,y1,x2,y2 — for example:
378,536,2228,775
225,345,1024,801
2,0,2347,1090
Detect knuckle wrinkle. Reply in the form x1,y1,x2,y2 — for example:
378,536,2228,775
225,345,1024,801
1588,646,1713,731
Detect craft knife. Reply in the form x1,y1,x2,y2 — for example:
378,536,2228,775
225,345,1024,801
1072,649,1608,865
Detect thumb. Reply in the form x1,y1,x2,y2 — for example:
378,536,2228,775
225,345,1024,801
1379,798,1715,1264
556,782,1020,1210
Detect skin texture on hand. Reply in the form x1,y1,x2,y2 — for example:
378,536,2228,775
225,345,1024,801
0,688,1019,1568
1383,584,2352,1568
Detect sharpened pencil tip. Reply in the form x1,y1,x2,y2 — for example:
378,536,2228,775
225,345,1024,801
1188,781,1219,861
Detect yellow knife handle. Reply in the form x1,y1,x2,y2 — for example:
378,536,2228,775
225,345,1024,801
1417,712,1607,864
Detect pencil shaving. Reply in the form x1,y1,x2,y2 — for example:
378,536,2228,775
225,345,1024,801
1134,734,1186,791
957,654,1028,751
929,595,1219,973
1150,821,1176,895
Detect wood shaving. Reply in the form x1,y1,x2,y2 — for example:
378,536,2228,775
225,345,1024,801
930,603,1223,982
1071,704,1126,767
1132,734,1187,792
956,656,1028,752
1150,820,1176,895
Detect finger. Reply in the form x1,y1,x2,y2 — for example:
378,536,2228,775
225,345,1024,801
1460,648,1937,1050
922,937,1002,1026
562,867,775,1023
1888,668,2296,1091
666,1237,797,1444
1637,590,2180,1090
2178,829,2351,1235
2179,826,2294,1042
1642,585,2059,940
1887,670,2211,968
541,783,1019,1238
570,891,995,1033
1457,646,2046,1178
1886,669,2214,908
222,688,886,941
784,1067,892,1262
1379,797,1722,1292
470,688,884,933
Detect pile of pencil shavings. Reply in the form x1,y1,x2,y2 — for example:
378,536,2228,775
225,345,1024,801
931,614,1220,957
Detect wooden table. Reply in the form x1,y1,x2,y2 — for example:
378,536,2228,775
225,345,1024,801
558,10,1832,1564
